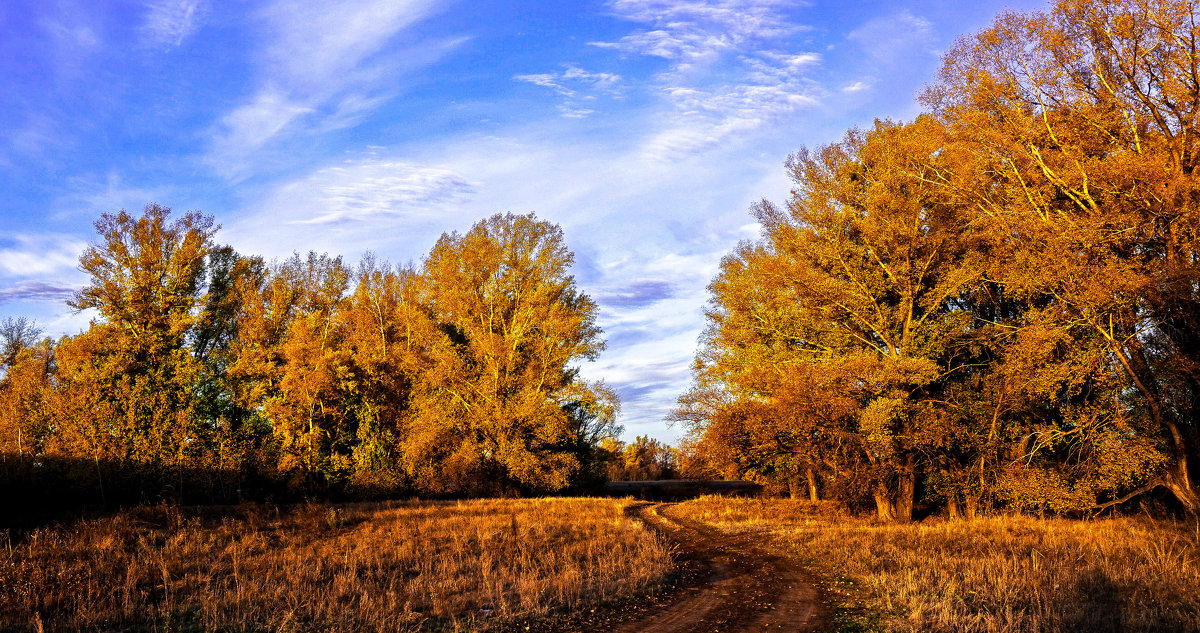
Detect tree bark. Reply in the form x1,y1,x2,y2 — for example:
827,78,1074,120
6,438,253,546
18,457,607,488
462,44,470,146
894,466,915,523
1165,475,1199,515
963,493,979,520
1112,341,1200,514
873,482,896,522
806,467,819,502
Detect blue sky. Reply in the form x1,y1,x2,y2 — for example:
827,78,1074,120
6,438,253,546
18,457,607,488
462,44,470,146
1,0,1044,442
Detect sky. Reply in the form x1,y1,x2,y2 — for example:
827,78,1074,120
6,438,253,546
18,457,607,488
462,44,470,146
0,0,1046,443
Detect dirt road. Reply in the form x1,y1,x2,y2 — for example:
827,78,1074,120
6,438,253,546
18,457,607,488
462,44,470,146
525,502,828,633
617,502,828,632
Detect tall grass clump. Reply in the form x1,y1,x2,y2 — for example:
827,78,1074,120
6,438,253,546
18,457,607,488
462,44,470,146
0,497,671,632
674,496,1200,633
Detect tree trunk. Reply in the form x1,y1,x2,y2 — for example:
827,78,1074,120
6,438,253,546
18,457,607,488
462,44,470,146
894,467,915,523
1112,341,1199,514
963,493,980,520
1165,466,1199,515
873,482,896,522
806,467,819,502
788,473,801,499
947,491,960,520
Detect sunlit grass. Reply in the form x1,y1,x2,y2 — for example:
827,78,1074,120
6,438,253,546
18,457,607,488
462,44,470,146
0,497,672,632
674,496,1200,633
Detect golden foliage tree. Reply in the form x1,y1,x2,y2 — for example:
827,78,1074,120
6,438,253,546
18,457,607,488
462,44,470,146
680,119,989,521
338,258,432,490
64,204,216,469
925,0,1200,512
0,340,54,461
3,205,614,506
405,213,605,493
680,0,1200,519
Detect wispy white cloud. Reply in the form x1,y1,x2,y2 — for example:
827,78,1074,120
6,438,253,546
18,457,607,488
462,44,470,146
279,158,476,225
39,14,101,52
580,0,821,159
0,234,87,278
641,79,818,157
222,155,481,264
43,172,173,222
208,0,456,178
842,80,871,93
516,66,621,96
5,115,60,163
263,0,439,89
142,0,206,47
594,0,803,61
212,88,314,161
516,65,622,118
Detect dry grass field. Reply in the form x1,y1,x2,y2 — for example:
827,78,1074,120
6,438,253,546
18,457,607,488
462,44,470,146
673,496,1200,633
0,498,672,632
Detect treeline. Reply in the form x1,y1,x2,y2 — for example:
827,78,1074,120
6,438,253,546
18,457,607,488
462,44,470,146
675,0,1200,520
0,207,625,509
601,435,678,481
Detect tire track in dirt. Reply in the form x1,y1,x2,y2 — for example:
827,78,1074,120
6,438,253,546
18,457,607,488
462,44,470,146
609,502,828,633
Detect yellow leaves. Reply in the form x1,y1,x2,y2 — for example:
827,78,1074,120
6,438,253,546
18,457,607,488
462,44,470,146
4,205,613,499
683,117,1017,516
400,213,603,493
683,1,1200,514
71,204,215,348
0,341,54,457
860,396,905,455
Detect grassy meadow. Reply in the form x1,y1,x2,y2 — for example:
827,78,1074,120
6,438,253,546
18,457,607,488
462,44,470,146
673,496,1200,633
0,498,672,632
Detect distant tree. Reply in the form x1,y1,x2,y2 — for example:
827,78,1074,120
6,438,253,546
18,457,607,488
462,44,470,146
0,338,54,459
0,316,50,460
0,317,42,370
674,433,731,480
559,379,623,487
607,435,677,481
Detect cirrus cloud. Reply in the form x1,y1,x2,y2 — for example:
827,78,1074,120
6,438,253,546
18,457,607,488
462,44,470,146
0,234,87,278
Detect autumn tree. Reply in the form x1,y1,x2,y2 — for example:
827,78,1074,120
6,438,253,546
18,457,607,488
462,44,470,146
0,317,42,369
338,257,431,490
558,379,623,487
606,435,677,481
63,204,216,472
405,213,606,494
0,200,634,508
226,252,354,484
0,338,54,461
681,119,991,520
172,246,276,488
925,0,1200,512
0,317,51,460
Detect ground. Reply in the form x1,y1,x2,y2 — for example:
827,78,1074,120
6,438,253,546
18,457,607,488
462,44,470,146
4,495,1198,632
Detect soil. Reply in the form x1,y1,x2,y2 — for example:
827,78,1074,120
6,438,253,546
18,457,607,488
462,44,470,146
510,501,831,633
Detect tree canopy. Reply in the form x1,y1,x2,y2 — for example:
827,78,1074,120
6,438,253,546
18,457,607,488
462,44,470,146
0,207,616,504
677,0,1200,519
